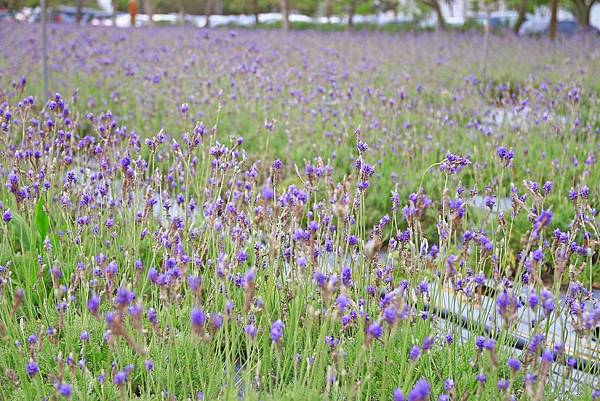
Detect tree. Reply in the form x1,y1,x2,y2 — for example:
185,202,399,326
252,0,260,24
143,0,153,24
513,0,528,34
569,0,598,27
326,0,334,21
280,0,289,29
205,0,213,27
175,0,185,23
418,0,447,30
379,0,401,17
336,0,375,29
511,0,550,34
76,0,83,23
348,0,356,28
549,0,558,39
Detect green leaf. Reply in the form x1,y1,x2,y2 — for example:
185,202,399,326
34,198,50,243
6,212,32,252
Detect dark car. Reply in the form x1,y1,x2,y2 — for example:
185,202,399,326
541,20,578,35
0,11,17,22
30,6,102,24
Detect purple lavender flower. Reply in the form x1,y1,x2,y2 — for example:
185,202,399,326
115,287,135,306
409,345,421,361
270,320,284,344
422,336,434,351
394,389,407,401
541,349,554,364
440,153,471,174
497,146,514,165
497,379,510,391
2,210,12,223
367,322,383,340
26,360,39,377
57,383,71,398
507,358,521,372
245,324,257,339
114,371,127,386
580,185,589,199
408,379,431,401
444,379,454,391
147,308,158,324
568,189,578,201
187,275,202,292
336,295,349,313
528,291,539,310
190,308,206,330
87,294,100,315
496,291,521,323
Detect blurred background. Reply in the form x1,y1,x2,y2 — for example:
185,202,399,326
1,0,599,36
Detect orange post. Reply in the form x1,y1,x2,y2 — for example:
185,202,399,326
129,0,138,26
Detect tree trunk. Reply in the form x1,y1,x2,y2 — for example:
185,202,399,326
432,0,447,30
205,0,213,28
177,0,185,25
326,0,333,22
348,0,356,29
280,0,290,30
253,0,260,25
513,0,528,34
76,0,83,23
7,0,18,12
571,0,593,28
144,0,153,24
112,0,117,26
549,0,558,40
585,1,594,27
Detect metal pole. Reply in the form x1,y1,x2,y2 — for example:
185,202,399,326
41,0,49,100
481,9,490,80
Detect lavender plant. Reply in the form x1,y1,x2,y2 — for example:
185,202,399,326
0,24,598,401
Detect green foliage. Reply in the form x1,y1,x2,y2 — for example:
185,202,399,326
34,198,49,247
5,211,32,253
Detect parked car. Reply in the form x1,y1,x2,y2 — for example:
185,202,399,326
518,16,548,35
28,6,115,24
519,17,599,35
473,11,518,31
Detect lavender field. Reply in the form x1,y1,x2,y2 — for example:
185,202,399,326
0,24,599,400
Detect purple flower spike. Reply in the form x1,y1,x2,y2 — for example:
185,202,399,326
270,320,284,344
408,379,430,401
394,388,407,401
57,383,71,398
26,360,39,377
190,308,206,330
507,358,521,372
